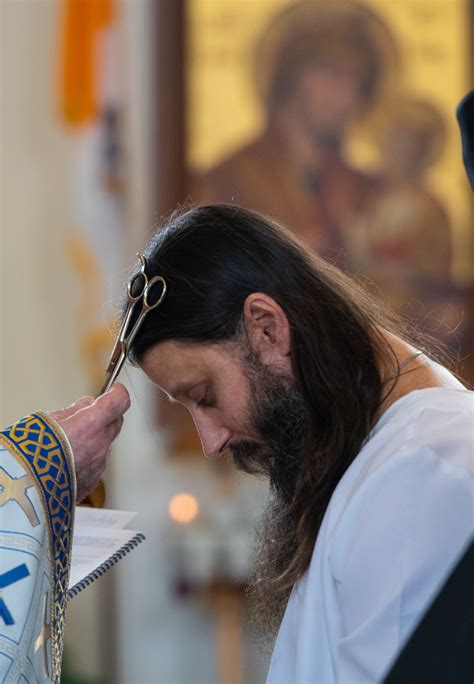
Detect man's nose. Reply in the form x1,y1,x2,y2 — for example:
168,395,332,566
193,416,231,460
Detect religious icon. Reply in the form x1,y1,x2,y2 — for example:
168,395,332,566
191,0,399,267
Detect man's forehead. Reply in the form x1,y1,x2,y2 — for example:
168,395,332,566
141,339,229,393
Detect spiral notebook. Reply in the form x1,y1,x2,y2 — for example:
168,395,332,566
68,507,145,599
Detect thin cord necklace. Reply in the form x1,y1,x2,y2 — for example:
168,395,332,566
385,350,423,383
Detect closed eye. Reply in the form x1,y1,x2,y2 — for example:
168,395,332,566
197,395,215,409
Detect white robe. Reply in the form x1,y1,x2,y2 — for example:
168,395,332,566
268,387,473,683
0,413,76,684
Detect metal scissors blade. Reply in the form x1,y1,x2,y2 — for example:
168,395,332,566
98,322,130,396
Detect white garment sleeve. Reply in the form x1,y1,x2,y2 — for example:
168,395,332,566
0,413,76,684
0,442,53,682
329,445,473,683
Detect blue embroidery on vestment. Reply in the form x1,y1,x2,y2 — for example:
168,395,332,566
0,414,74,682
0,563,30,625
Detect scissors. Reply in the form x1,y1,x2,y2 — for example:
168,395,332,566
99,253,167,395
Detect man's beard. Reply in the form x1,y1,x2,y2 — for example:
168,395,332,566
228,351,311,653
229,352,310,502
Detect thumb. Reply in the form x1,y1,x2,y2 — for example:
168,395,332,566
93,384,131,426
49,396,95,423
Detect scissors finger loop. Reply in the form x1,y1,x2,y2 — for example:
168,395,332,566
143,276,167,309
128,271,146,300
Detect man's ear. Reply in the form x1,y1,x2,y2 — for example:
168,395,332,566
242,293,291,365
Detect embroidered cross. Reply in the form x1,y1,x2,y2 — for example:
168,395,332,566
0,563,30,625
0,467,40,526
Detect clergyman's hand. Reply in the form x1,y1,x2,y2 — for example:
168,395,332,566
49,384,131,503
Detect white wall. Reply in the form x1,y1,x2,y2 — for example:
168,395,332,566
0,0,88,424
0,1,107,677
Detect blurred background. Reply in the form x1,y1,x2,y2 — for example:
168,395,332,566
0,1,472,683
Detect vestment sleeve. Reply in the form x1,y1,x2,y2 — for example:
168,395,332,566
0,412,76,684
329,444,473,683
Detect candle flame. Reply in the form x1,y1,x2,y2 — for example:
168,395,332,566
169,492,199,524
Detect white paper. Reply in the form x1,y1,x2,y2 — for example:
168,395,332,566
74,506,137,529
68,508,142,591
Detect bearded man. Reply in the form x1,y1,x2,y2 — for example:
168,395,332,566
126,204,472,683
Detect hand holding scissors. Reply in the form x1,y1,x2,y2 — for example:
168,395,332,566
99,253,167,395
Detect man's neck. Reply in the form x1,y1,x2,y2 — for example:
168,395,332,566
374,329,465,424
